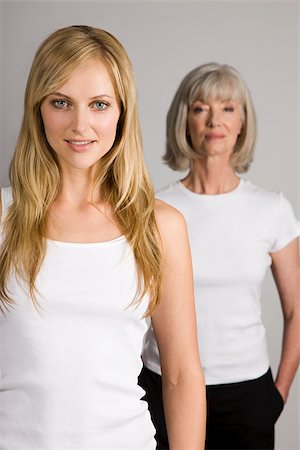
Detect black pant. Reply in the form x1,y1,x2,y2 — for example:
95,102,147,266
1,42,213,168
138,366,284,450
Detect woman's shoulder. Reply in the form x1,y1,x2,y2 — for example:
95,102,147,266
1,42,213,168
241,179,284,206
154,198,187,239
154,197,184,218
155,181,181,201
241,180,298,226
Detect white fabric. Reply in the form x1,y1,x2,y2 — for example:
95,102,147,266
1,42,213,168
0,187,155,450
143,179,300,385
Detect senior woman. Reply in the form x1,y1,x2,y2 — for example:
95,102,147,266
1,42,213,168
139,63,300,450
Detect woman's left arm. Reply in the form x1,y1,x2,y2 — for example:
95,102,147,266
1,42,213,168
270,237,300,403
152,199,206,450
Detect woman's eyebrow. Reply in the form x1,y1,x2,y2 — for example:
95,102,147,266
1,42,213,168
49,92,114,100
48,92,71,99
90,94,114,99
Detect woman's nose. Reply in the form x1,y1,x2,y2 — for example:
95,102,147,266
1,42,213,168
71,107,89,135
207,109,220,128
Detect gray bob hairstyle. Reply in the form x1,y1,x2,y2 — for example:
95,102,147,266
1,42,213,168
164,63,256,173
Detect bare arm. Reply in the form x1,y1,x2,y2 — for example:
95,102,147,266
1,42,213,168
270,237,300,402
152,199,206,450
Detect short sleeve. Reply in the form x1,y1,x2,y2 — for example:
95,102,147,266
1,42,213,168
270,192,300,252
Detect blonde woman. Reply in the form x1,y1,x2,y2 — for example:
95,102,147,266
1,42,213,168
140,63,300,450
0,26,205,450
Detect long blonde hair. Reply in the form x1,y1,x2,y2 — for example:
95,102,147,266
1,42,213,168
0,25,161,316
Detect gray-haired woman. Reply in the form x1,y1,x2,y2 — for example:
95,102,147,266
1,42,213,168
139,63,300,450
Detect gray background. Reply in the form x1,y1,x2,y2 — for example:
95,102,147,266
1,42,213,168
1,1,299,448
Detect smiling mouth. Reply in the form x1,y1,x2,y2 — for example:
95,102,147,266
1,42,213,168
65,140,95,146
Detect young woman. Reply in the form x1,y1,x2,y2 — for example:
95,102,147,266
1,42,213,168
0,26,205,450
140,63,300,450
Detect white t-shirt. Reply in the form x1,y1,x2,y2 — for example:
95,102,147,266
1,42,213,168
142,179,300,385
0,187,155,450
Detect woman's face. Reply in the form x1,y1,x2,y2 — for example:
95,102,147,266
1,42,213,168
40,58,120,174
187,97,243,160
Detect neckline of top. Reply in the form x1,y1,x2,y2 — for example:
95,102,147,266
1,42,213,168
46,234,126,247
176,178,245,199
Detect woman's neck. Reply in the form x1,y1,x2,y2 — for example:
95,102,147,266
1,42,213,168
181,158,240,195
56,167,100,206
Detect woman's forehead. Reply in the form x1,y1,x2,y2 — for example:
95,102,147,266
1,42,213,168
190,77,242,104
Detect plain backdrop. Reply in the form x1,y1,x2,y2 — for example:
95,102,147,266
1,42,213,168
0,1,299,448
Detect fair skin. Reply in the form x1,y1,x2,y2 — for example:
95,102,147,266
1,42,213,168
186,98,242,195
1,58,205,448
40,58,121,242
154,201,206,449
270,240,300,402
183,96,300,403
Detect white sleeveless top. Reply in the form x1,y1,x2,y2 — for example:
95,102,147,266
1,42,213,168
0,187,155,450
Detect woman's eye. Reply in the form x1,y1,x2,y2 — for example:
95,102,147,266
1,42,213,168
93,101,108,111
193,106,205,113
224,106,234,112
52,99,68,109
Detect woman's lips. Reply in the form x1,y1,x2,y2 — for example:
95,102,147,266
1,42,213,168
65,139,95,152
205,134,225,140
